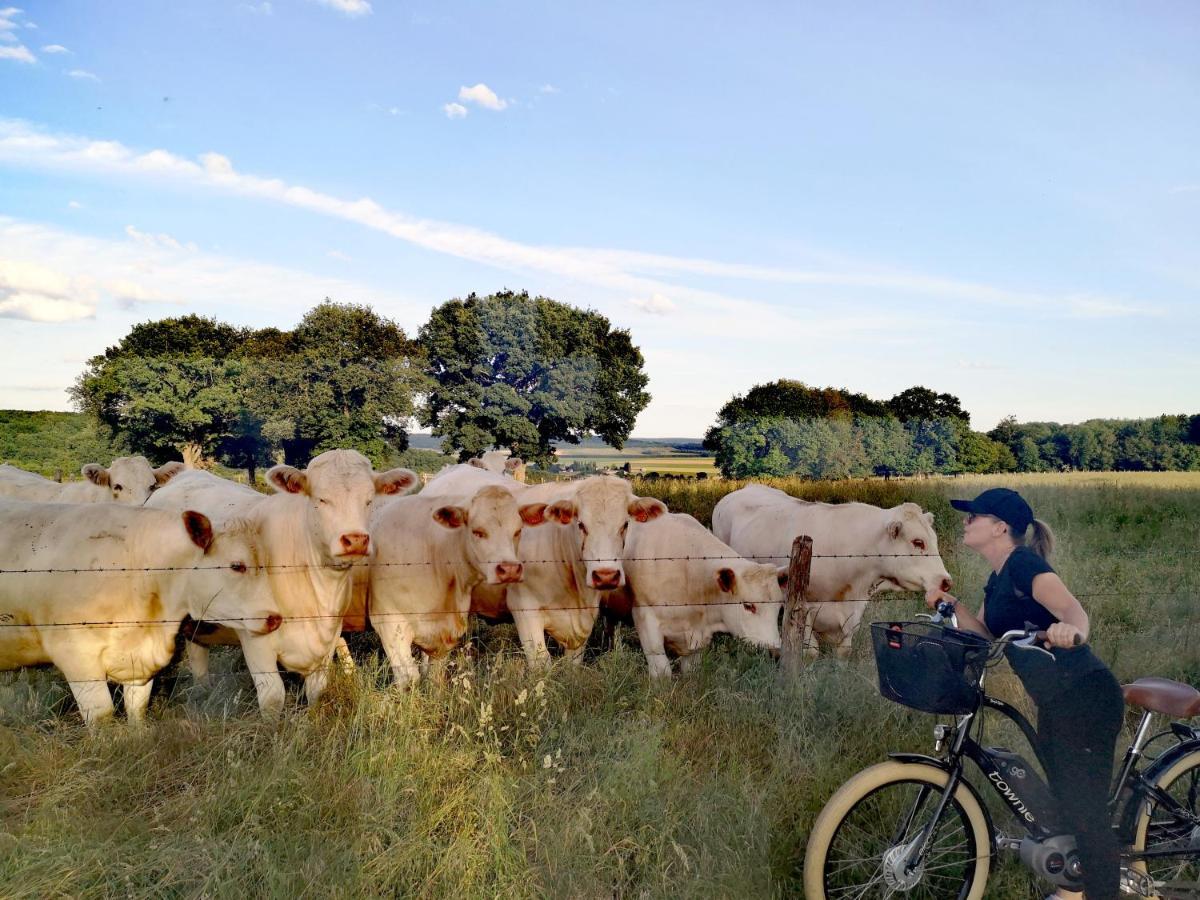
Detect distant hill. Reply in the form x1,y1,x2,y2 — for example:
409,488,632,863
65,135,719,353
0,410,122,478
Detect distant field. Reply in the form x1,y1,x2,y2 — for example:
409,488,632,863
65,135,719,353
553,442,718,475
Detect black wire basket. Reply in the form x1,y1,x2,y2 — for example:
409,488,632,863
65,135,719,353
871,621,991,715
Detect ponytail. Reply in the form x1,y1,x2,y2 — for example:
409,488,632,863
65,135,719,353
1025,518,1056,560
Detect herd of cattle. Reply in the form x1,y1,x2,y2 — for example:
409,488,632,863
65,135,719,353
0,451,953,725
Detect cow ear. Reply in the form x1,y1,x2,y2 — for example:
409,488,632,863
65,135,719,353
518,502,549,526
82,464,110,486
433,506,468,529
376,468,418,496
717,567,737,593
267,465,308,495
628,497,667,523
923,511,934,525
469,458,488,469
775,566,789,588
547,500,578,525
887,520,903,540
182,510,214,553
154,461,186,485
504,457,523,471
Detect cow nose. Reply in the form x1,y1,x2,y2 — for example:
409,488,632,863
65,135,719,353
941,576,953,592
591,567,622,590
496,562,523,583
339,532,370,556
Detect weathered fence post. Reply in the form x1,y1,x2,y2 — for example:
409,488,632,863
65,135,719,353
781,534,813,677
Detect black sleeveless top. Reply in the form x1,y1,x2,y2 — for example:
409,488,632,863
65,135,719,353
982,546,1108,704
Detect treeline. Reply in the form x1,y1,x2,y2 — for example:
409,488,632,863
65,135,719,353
703,380,1200,479
0,411,121,479
68,291,650,481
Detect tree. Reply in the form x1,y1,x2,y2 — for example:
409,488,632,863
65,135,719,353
887,386,970,425
419,291,650,464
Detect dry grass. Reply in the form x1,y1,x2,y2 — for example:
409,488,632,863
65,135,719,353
0,472,1197,898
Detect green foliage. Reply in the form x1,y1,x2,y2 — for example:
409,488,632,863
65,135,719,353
886,385,971,425
419,290,650,465
987,415,1200,474
0,410,121,478
70,302,425,471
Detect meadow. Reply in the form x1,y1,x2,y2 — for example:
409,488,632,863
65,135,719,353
0,472,1197,898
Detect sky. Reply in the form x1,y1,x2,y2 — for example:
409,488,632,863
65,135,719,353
0,1,1197,437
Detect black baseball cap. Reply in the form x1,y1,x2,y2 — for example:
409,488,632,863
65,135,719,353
950,488,1033,534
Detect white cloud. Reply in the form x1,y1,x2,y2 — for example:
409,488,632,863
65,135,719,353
67,68,99,81
0,292,94,322
457,83,507,111
0,258,99,322
240,2,272,14
442,102,467,119
41,43,68,53
0,6,23,37
67,199,81,209
539,84,560,94
327,249,352,261
0,44,33,63
630,293,676,315
312,0,371,16
124,224,197,252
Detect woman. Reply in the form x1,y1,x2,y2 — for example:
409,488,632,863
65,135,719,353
926,487,1124,900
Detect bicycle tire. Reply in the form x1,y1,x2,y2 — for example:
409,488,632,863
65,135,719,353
1131,747,1200,893
804,761,992,900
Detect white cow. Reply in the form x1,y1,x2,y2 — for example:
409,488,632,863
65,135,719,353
0,499,280,725
611,513,783,677
354,484,549,686
424,465,667,665
469,450,527,482
712,484,952,657
0,458,185,505
147,450,418,713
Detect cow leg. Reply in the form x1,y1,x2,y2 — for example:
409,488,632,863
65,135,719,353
333,637,356,674
631,610,671,678
563,643,586,665
62,670,115,727
425,654,450,685
240,638,285,717
121,680,154,724
304,665,331,706
186,641,211,681
677,652,701,674
801,605,822,659
510,610,551,669
375,618,421,688
834,601,868,660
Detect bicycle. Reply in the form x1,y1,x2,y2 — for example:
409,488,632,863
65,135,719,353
803,602,1200,899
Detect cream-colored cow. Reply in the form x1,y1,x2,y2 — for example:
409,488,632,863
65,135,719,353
712,484,951,657
0,499,280,725
0,458,184,505
147,450,417,713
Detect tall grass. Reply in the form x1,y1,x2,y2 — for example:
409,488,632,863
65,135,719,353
1,473,1197,897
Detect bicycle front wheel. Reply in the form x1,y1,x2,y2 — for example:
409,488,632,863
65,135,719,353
804,761,992,900
1132,747,1200,891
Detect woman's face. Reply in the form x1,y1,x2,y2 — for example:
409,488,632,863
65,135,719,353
962,512,1004,550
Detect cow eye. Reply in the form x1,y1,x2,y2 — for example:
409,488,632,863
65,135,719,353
318,498,329,506
230,561,248,573
578,523,588,535
148,483,158,493
472,529,487,539
743,602,758,614
912,539,926,550
114,484,123,492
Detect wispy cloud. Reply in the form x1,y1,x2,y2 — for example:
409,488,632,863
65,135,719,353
457,83,507,111
0,43,33,62
1169,184,1200,195
125,224,197,252
327,249,352,262
312,0,371,17
240,2,272,14
442,102,467,119
67,200,82,209
539,84,561,95
630,293,676,315
41,43,68,53
67,68,99,81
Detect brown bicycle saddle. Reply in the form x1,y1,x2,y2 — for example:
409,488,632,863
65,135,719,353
1123,677,1200,718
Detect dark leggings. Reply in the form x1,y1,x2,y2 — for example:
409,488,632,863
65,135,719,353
1036,668,1126,900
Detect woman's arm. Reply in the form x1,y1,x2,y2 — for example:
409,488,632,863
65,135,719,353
1030,572,1089,647
925,588,993,638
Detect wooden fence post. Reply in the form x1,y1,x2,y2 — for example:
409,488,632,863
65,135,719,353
781,535,813,677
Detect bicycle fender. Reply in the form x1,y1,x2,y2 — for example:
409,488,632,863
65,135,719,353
1115,739,1200,841
887,753,998,849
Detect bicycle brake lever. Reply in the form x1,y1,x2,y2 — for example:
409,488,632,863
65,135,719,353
1011,633,1056,659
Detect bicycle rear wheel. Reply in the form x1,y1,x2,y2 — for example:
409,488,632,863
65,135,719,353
804,761,991,899
1132,748,1200,893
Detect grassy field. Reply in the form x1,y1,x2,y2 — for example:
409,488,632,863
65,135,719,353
552,440,719,476
1,473,1198,897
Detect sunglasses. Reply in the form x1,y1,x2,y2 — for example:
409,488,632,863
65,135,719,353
964,512,994,524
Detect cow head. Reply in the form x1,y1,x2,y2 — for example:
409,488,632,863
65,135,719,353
175,511,282,636
267,449,418,563
716,562,784,651
432,485,549,585
83,456,182,505
881,504,953,594
545,476,667,591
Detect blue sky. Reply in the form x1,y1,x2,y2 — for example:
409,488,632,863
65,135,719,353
1,0,1197,436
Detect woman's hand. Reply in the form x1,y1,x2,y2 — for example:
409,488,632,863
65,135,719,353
925,587,957,609
1044,622,1084,649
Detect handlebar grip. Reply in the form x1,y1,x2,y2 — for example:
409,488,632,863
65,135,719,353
1032,630,1083,646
